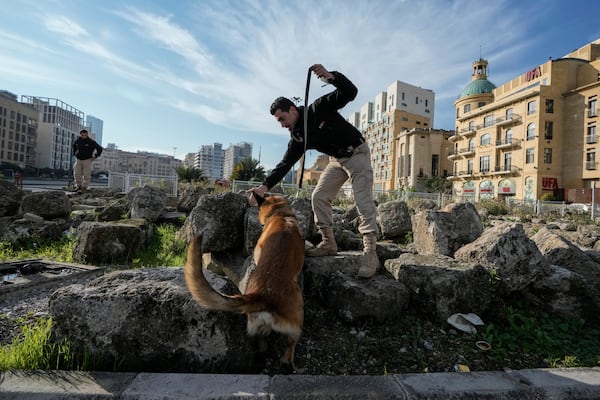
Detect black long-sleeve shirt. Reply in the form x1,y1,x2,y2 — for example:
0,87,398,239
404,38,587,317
263,71,365,189
72,137,103,160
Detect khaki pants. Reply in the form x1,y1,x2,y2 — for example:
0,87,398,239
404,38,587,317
74,158,93,189
311,143,378,234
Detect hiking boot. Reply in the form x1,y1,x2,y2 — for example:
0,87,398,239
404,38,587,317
357,232,380,278
306,227,337,257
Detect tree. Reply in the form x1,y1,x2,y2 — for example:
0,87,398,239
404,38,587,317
230,158,265,181
424,176,453,194
176,166,205,182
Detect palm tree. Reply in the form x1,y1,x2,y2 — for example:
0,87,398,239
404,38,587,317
176,166,206,182
230,158,265,181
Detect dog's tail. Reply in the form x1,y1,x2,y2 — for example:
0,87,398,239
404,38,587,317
184,235,267,314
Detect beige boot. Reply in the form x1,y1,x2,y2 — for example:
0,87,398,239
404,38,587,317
357,232,380,278
306,227,337,257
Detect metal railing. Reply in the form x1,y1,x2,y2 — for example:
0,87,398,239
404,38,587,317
109,172,179,195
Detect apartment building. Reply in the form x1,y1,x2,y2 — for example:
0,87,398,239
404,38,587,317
194,142,224,180
451,38,600,201
92,147,181,176
21,96,85,171
0,91,38,168
223,142,252,180
85,115,104,145
351,80,452,191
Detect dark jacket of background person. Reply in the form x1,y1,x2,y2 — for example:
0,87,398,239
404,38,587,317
73,137,103,160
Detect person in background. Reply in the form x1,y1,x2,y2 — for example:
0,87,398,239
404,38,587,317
247,64,380,278
72,129,102,192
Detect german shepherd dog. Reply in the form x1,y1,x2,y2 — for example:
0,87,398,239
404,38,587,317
185,194,305,370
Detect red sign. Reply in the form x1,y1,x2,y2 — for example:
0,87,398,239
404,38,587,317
525,66,542,82
542,177,558,189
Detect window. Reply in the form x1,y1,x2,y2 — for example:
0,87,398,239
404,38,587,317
544,148,552,164
456,108,460,118
526,148,535,164
506,108,513,119
587,152,596,170
526,123,536,140
545,99,554,113
544,121,553,140
480,133,491,145
479,156,490,173
401,92,405,101
505,129,513,144
468,121,475,131
484,115,495,127
478,102,486,108
464,104,471,113
431,154,439,177
589,97,598,117
468,138,475,151
587,124,597,144
407,154,412,176
527,100,537,115
415,96,419,104
504,152,512,170
467,159,473,174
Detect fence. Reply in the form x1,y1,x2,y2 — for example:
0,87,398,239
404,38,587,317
109,172,179,195
232,180,453,208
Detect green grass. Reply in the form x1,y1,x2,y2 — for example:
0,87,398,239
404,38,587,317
132,224,187,267
0,236,75,263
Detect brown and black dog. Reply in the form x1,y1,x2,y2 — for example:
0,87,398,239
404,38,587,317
184,194,305,370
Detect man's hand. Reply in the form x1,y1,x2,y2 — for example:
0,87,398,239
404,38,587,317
246,184,268,206
311,64,334,82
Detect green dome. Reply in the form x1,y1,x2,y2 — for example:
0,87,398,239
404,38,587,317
458,79,496,98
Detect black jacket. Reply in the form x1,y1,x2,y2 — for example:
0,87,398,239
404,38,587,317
263,71,365,189
73,137,103,160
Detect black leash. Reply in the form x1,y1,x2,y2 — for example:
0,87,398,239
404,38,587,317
298,67,311,191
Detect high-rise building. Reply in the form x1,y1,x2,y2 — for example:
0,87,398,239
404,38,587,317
194,142,224,180
0,90,38,168
450,37,600,201
21,96,85,171
350,80,449,191
223,142,252,180
85,115,104,145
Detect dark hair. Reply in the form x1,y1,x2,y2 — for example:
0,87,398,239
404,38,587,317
80,129,88,134
270,97,295,115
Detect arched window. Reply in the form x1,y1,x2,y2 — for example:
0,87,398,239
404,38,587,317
505,129,512,145
480,133,491,145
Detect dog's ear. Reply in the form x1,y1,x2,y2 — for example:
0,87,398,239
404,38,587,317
253,191,266,207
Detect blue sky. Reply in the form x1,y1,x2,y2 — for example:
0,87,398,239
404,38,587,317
1,0,599,171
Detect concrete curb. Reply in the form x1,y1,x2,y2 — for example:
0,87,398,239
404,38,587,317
1,368,599,399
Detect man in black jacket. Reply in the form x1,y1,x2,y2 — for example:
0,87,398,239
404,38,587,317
248,64,380,278
72,129,102,191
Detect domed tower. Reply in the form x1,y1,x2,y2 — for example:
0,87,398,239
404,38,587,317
455,58,496,119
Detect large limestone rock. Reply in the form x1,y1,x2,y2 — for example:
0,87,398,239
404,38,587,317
532,227,600,294
377,200,412,239
411,202,483,256
49,267,255,373
129,185,168,222
1,217,66,244
21,190,71,219
385,253,493,321
72,220,149,264
179,192,249,252
454,222,550,293
177,185,209,213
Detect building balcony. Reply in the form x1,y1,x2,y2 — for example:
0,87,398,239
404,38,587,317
457,147,475,157
491,165,521,175
495,113,522,127
457,170,474,177
586,161,597,170
459,127,476,137
448,133,459,142
586,135,597,144
495,138,521,149
448,152,460,160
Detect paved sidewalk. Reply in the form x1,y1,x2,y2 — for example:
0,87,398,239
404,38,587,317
1,368,599,399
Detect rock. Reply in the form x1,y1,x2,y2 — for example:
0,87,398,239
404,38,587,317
129,185,168,223
21,190,71,219
0,179,23,217
454,222,550,293
49,267,256,373
411,202,483,256
377,200,412,239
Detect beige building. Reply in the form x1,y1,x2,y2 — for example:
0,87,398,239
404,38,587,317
351,80,453,192
451,38,600,202
0,91,38,168
93,147,180,177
